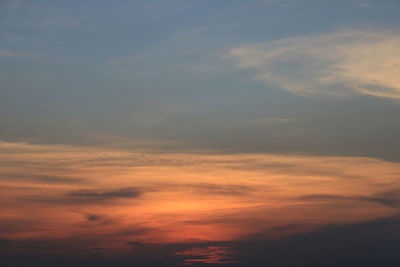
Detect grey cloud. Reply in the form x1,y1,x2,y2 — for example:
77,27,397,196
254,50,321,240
66,187,142,200
81,213,114,226
364,190,400,209
86,213,102,222
0,239,12,248
2,215,400,266
296,189,400,209
295,194,356,201
27,187,142,205
140,182,267,197
105,227,153,238
126,241,145,247
228,162,364,180
0,174,85,184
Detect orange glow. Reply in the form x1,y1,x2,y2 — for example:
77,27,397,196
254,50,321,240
1,141,399,253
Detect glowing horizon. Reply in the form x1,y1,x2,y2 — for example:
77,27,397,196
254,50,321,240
1,141,399,256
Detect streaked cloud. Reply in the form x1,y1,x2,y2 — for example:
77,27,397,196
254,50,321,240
1,140,399,250
126,241,145,247
177,246,239,264
66,188,142,200
297,189,400,209
227,29,400,99
0,174,85,184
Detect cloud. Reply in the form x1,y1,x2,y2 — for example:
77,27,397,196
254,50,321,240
0,174,85,184
1,140,400,250
40,187,143,204
0,238,12,247
126,241,145,247
86,214,102,222
80,213,114,226
106,227,153,238
66,187,141,200
179,183,259,196
296,194,357,201
2,215,400,267
368,190,400,208
227,29,400,99
26,187,142,205
233,215,400,267
296,189,400,209
177,246,239,264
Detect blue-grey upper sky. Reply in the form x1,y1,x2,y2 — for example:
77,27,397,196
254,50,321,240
1,0,400,160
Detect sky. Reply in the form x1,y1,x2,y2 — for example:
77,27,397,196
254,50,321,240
1,0,400,266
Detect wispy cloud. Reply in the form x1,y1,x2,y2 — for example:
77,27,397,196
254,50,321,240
297,189,400,209
1,141,399,248
0,174,85,184
126,241,145,247
65,187,142,202
227,29,400,99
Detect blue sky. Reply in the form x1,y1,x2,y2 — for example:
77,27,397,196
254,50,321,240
1,0,400,160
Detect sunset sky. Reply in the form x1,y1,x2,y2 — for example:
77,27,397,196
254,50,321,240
1,0,400,266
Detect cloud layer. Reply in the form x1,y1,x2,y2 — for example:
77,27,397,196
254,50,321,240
1,140,400,253
228,29,400,99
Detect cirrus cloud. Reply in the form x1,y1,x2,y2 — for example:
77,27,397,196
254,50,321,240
227,29,400,99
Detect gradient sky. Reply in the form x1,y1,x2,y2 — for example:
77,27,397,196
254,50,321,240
1,0,400,266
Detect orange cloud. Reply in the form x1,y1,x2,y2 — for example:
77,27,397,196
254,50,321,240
1,141,399,253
